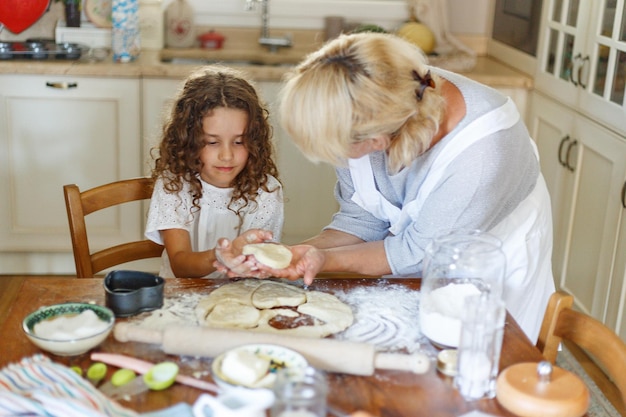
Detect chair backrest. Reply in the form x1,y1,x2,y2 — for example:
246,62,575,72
63,177,164,278
537,290,626,404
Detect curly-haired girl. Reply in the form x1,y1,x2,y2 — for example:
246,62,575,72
146,66,283,278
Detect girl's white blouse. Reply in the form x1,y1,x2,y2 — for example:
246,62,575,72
145,175,284,278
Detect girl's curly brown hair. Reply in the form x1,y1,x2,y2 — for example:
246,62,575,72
151,66,280,223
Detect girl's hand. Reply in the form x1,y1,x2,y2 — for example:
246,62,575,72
213,229,274,278
258,244,325,285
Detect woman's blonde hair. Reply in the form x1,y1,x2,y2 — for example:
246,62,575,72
279,32,445,173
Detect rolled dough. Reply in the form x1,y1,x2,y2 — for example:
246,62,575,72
195,279,354,338
242,243,293,269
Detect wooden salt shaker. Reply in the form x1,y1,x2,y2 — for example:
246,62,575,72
496,361,589,417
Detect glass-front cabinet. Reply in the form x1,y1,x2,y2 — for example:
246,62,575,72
535,0,626,133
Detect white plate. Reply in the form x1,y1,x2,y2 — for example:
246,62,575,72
84,0,112,28
211,344,308,390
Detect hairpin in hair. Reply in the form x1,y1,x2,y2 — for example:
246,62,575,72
412,69,435,101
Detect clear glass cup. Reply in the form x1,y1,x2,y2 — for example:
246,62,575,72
270,366,328,417
455,292,506,400
419,230,506,348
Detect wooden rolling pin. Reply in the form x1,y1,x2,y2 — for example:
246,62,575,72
114,323,430,376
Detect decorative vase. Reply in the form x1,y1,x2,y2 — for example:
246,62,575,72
64,1,81,27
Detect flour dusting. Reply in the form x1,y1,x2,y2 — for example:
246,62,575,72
129,281,425,354
334,284,424,353
129,292,202,329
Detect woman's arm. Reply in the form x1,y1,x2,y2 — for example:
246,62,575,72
260,231,391,284
300,228,365,249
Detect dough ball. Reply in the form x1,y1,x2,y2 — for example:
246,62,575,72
243,243,293,269
221,349,270,386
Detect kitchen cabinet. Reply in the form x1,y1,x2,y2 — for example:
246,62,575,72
141,78,338,246
535,0,626,135
0,74,142,274
529,91,626,333
531,0,626,338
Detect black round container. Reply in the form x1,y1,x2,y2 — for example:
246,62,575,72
26,41,48,60
104,270,165,317
0,42,14,60
56,43,82,60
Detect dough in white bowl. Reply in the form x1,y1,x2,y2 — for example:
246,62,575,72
242,243,292,269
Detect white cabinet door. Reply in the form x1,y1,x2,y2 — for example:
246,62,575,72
142,78,339,246
529,92,578,285
535,0,593,103
567,115,626,321
536,0,626,134
0,74,141,273
530,91,626,322
141,78,184,175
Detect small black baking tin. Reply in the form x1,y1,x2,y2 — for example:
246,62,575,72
104,270,164,317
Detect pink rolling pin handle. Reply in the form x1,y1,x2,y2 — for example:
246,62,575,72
91,352,154,374
90,352,220,394
373,352,431,374
114,322,163,344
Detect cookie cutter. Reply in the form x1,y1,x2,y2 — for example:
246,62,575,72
104,270,164,317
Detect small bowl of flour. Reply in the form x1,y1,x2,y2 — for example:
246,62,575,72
22,302,115,356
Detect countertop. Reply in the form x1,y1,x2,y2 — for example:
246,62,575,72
0,48,533,88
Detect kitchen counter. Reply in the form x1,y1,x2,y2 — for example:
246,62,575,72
0,48,533,87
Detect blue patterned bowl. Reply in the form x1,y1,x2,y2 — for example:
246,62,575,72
22,302,115,356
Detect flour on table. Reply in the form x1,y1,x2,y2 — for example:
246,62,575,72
130,279,426,355
334,284,424,353
131,292,202,330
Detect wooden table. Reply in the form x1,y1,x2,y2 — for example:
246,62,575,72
0,276,546,416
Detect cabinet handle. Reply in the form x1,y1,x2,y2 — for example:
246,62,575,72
45,82,78,89
565,139,578,172
578,55,590,89
622,181,626,209
558,135,571,167
569,53,581,87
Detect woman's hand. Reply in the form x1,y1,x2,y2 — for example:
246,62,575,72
213,229,274,278
257,244,325,285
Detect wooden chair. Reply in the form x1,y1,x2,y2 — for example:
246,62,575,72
536,290,626,404
63,177,164,278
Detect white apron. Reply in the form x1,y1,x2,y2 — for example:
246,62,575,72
348,98,555,342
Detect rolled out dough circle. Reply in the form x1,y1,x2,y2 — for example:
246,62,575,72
242,243,292,269
195,279,354,338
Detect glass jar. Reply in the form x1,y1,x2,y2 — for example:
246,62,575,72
419,230,506,349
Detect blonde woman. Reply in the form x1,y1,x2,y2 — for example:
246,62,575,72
218,33,554,343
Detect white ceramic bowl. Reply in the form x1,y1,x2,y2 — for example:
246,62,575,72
22,302,115,356
211,344,308,390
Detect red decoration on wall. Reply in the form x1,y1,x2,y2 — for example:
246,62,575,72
0,0,50,34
